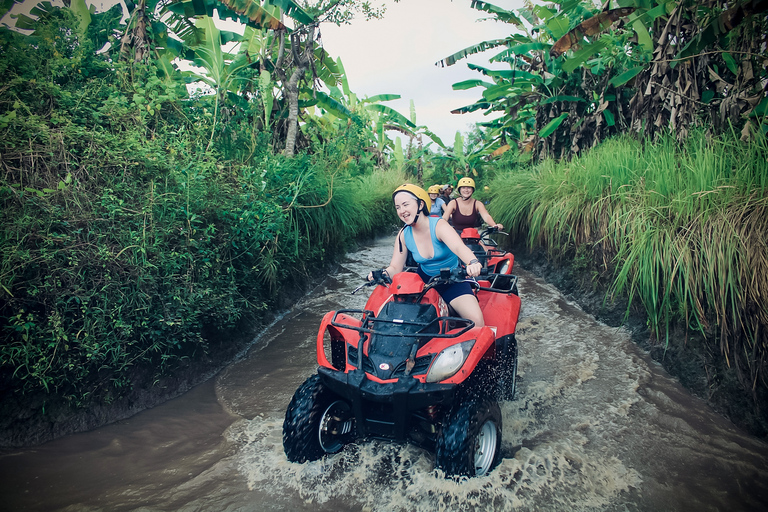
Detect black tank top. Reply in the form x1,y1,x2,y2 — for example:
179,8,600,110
451,199,479,231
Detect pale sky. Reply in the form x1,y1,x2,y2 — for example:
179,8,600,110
3,0,525,147
320,0,524,146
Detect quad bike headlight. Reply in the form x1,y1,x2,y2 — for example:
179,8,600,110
425,339,476,383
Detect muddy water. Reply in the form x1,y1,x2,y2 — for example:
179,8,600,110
1,237,767,511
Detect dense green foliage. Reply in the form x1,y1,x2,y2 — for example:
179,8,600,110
489,131,768,410
0,8,402,408
440,0,767,167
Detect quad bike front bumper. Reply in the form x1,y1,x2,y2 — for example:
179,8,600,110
317,366,457,442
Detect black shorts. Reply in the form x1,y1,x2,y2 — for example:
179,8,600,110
416,267,475,303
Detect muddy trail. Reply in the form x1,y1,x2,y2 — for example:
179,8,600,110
1,236,766,511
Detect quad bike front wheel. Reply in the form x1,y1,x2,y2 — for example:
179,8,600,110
283,374,354,463
435,398,502,477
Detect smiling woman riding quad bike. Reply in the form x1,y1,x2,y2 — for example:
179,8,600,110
442,177,503,234
282,185,521,477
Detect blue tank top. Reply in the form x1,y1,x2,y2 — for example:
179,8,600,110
403,216,459,276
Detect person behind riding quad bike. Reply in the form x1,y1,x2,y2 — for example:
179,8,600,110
442,177,503,233
440,183,453,204
368,184,485,327
428,184,446,216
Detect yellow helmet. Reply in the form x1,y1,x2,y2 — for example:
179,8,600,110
427,185,441,194
393,183,431,214
457,177,475,190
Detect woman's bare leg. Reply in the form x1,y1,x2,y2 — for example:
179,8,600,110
449,294,485,327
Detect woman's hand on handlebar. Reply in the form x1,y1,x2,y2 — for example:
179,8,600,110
466,261,483,277
367,268,391,283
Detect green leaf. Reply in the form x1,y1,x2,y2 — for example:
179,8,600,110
538,112,568,138
466,63,543,83
482,82,515,101
722,52,739,75
69,0,91,34
308,90,355,120
469,0,524,27
540,95,587,104
268,0,314,25
602,109,615,127
217,0,285,30
436,38,510,67
452,79,490,90
632,19,653,52
0,0,18,19
608,65,645,87
364,94,401,103
562,40,609,73
533,4,556,21
545,15,570,40
366,104,417,129
450,102,492,114
749,97,768,117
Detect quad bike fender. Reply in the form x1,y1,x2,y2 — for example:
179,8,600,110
477,292,521,338
364,283,393,313
317,311,362,370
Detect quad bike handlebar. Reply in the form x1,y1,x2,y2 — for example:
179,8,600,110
477,226,508,247
352,268,393,295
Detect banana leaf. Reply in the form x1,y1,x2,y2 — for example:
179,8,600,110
365,94,401,103
539,95,587,104
302,90,356,121
366,104,417,129
268,0,314,25
423,129,446,149
451,102,492,114
608,65,645,87
436,38,510,68
0,0,18,19
468,63,543,83
469,0,524,27
538,112,568,138
218,0,284,30
452,79,491,91
561,39,609,73
314,47,342,87
490,42,550,63
482,82,519,101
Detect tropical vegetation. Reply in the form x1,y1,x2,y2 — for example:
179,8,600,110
439,0,767,432
1,0,767,440
0,0,414,438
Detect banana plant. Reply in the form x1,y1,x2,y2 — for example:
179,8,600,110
438,1,651,159
186,15,255,151
12,0,91,34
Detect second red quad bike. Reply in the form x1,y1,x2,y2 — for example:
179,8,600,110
282,266,521,477
460,226,515,276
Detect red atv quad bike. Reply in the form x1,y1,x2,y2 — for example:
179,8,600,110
282,267,521,477
460,226,515,277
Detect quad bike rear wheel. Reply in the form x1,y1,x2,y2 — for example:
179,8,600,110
283,374,354,462
435,398,502,477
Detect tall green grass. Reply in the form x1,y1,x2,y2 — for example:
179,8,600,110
490,131,768,395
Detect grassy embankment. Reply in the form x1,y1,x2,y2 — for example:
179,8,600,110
490,131,768,435
0,12,405,445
